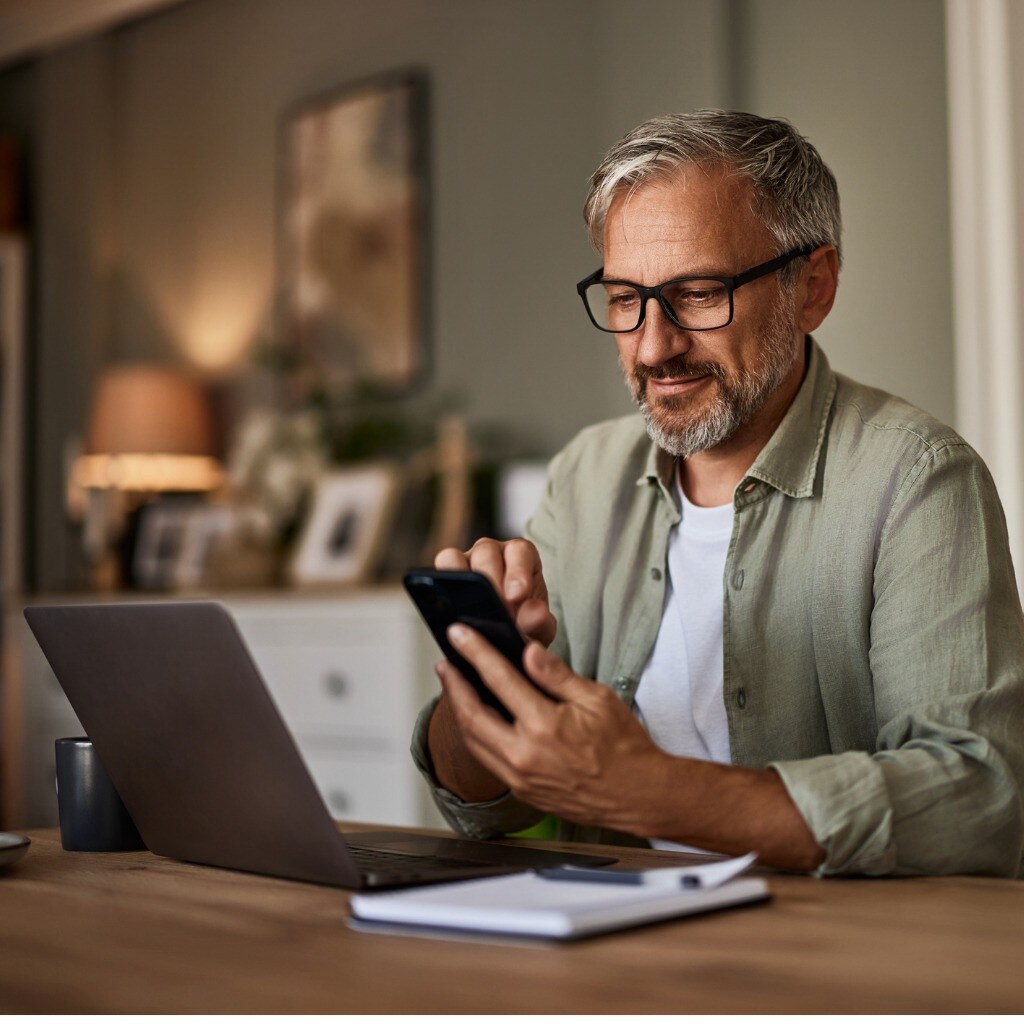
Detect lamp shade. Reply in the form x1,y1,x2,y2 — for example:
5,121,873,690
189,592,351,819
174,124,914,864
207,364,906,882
86,366,215,457
75,365,223,492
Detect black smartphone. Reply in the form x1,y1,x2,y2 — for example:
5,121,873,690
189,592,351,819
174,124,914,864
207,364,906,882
403,568,537,723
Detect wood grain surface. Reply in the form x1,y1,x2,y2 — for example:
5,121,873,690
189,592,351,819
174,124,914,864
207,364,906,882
1,825,1023,1013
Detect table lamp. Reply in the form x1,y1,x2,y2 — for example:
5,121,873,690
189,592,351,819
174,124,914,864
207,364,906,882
71,365,224,588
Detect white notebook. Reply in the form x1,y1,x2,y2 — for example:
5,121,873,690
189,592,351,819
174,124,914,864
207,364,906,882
349,862,769,940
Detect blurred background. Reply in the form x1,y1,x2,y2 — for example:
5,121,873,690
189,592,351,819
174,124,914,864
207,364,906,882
0,0,1014,830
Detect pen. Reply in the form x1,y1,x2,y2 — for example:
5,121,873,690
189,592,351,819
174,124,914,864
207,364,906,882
535,866,703,888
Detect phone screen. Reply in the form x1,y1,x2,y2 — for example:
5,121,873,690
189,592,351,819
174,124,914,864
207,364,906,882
403,569,532,722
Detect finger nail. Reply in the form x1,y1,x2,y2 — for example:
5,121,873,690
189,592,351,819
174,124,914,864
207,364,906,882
507,579,525,598
448,623,470,644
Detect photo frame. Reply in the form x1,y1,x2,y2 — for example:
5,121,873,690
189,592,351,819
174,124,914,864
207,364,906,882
173,505,239,590
133,501,196,590
290,464,402,586
135,502,241,590
281,71,429,394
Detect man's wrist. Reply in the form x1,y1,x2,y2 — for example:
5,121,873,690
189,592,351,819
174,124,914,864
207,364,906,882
597,748,682,838
427,698,507,803
614,754,826,871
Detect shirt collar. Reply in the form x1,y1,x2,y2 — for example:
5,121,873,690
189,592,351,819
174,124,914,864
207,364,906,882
639,429,678,504
639,336,837,501
745,336,836,499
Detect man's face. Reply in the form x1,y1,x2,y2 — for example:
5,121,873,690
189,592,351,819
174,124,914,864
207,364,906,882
602,165,803,459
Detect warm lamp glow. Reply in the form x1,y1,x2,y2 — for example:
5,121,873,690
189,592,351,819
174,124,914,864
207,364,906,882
78,365,222,492
139,254,272,372
179,291,266,371
72,454,223,492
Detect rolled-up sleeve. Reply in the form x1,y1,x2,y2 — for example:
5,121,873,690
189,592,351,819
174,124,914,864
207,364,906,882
773,442,1024,877
409,696,544,838
406,466,570,839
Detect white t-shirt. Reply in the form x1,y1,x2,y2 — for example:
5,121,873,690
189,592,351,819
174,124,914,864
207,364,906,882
633,474,733,851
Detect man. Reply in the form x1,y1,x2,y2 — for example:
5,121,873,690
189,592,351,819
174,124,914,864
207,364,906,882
411,110,1024,876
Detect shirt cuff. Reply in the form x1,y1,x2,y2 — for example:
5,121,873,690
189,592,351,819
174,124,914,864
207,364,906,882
769,751,897,876
409,696,544,840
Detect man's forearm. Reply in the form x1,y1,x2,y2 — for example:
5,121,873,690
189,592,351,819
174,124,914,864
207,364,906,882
619,755,825,872
427,696,508,803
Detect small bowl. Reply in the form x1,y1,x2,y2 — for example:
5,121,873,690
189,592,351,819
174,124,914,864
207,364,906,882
0,833,30,869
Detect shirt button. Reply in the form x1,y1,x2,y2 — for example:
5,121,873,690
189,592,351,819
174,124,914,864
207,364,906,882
736,688,747,709
613,676,631,692
731,569,744,590
650,567,662,581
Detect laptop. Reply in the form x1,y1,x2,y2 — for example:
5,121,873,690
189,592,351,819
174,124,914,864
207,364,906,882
24,602,615,890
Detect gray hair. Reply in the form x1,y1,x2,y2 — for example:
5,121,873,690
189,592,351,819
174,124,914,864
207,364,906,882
584,110,842,281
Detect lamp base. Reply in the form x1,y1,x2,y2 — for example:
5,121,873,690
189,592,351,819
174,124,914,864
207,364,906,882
88,550,121,592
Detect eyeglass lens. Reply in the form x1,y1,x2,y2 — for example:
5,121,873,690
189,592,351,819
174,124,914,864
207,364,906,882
585,279,731,332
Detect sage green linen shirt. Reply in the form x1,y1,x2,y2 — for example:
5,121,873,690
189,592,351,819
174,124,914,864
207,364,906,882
411,339,1024,876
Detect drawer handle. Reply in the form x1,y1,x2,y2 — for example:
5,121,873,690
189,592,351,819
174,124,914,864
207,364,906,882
327,789,350,814
323,672,348,699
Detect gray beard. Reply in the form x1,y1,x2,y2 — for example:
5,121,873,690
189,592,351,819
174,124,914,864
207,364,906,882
626,299,799,459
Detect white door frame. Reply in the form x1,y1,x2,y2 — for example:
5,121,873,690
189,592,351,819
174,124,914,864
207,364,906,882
946,0,1024,591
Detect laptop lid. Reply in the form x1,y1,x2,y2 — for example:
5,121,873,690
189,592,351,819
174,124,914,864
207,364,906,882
26,601,618,888
25,602,361,887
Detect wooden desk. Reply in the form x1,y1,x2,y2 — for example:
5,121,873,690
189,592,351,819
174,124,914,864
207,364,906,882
3,827,1024,1013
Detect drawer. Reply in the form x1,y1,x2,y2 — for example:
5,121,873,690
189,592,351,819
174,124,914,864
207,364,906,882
301,749,419,827
231,601,416,650
248,643,410,736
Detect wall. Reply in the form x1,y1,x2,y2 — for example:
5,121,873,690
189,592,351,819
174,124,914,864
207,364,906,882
34,37,121,588
0,0,952,590
736,0,953,423
109,0,738,431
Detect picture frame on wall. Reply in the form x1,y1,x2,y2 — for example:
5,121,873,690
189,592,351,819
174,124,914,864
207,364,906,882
290,464,402,586
281,70,429,395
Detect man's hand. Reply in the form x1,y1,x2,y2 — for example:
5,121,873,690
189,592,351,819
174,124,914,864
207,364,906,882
441,625,827,872
438,623,669,834
435,538,557,646
427,536,557,803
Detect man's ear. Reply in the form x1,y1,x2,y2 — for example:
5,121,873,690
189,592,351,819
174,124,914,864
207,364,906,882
797,245,839,333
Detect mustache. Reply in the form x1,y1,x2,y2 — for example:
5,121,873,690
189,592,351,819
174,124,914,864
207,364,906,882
631,356,726,386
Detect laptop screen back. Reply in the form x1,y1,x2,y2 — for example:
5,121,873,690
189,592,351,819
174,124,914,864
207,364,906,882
25,602,358,887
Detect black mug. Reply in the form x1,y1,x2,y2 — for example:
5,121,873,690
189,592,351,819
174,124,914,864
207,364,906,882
54,737,146,852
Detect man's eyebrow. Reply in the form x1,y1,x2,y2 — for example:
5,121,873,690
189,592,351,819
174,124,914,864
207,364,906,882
601,265,733,282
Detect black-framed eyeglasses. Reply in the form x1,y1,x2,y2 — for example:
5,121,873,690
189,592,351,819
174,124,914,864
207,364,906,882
576,244,816,334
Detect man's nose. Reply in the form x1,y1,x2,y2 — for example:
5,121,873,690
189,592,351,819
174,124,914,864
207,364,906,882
635,296,691,365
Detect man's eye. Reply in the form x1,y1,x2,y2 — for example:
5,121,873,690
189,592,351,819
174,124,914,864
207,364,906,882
676,285,726,306
607,291,639,308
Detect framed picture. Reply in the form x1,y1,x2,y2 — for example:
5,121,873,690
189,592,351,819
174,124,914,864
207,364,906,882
173,505,239,590
133,501,196,590
290,464,402,586
281,71,429,394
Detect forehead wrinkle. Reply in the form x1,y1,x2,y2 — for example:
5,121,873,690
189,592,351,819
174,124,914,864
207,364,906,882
606,176,737,258
605,165,773,276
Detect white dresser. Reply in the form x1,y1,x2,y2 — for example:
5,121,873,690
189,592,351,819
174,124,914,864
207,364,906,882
2,589,445,831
